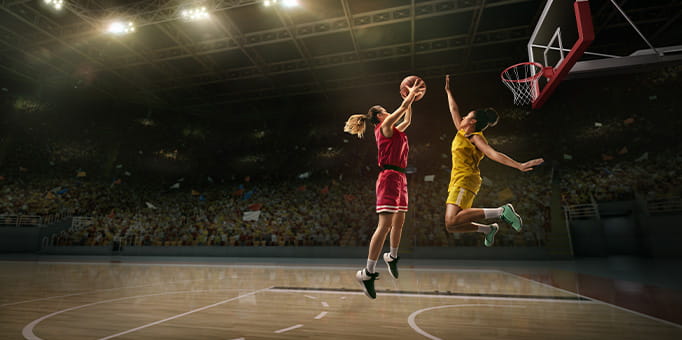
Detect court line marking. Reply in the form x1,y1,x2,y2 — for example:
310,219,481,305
498,270,682,329
97,287,272,340
0,260,500,273
408,304,524,340
20,286,328,339
2,291,103,308
21,288,270,340
272,286,589,301
19,282,599,339
0,278,213,308
274,324,303,333
268,288,594,303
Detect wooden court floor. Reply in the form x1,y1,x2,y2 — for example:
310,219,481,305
0,259,681,340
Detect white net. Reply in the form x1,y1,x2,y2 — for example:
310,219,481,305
501,62,544,106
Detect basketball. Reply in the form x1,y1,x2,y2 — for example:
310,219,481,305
400,75,426,101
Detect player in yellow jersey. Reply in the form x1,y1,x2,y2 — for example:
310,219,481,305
443,74,544,246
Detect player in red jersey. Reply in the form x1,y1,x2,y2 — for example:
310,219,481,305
343,79,424,299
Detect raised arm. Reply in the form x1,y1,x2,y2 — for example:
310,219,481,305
382,79,423,137
445,74,462,130
470,135,544,171
395,105,412,132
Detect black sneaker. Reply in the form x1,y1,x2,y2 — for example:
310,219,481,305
355,268,379,299
383,253,400,279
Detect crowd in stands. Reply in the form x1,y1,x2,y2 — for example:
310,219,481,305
1,174,373,247
4,142,679,249
2,118,679,249
1,168,550,248
560,149,682,205
2,65,680,249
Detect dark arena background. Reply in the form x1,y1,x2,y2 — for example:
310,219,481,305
1,1,681,339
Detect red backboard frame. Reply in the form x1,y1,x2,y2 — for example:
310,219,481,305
529,0,595,109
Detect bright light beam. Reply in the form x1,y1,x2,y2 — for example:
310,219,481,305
181,7,210,21
44,0,64,10
107,21,135,35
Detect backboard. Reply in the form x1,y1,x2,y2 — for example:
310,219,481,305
513,0,682,109
526,0,594,109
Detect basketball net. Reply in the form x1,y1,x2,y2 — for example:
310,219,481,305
500,62,546,106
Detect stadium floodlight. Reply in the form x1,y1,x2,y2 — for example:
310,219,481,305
264,0,298,8
107,21,136,35
44,0,64,10
181,7,210,21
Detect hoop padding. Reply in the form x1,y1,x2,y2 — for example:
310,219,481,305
501,62,544,106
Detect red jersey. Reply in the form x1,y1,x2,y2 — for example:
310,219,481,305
375,123,409,168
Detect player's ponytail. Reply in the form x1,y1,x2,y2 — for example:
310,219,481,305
344,113,370,138
344,105,386,138
473,107,499,132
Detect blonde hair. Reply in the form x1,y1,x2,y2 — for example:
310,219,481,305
344,114,369,138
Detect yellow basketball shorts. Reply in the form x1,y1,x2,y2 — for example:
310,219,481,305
446,186,477,209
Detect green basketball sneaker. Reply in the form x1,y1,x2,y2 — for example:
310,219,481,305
484,223,499,247
501,203,523,231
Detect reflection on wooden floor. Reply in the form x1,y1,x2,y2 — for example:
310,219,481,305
0,260,680,339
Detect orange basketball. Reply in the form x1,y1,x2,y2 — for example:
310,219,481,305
400,75,426,101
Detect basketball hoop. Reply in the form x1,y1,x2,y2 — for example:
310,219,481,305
500,62,548,106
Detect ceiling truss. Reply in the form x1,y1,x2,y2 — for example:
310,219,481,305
1,0,680,110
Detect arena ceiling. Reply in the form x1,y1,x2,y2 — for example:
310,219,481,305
0,0,680,113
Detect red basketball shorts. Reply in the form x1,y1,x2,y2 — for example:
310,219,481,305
376,169,408,214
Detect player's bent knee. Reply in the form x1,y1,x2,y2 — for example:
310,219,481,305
445,214,467,229
444,216,457,229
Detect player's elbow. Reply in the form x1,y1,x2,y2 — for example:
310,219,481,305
489,152,504,164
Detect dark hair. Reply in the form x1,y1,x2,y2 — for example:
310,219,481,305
472,107,499,132
367,105,384,125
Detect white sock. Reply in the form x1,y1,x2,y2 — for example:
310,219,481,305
483,207,503,219
366,259,377,273
472,222,491,234
390,247,398,258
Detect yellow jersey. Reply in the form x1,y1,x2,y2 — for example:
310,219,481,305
448,129,486,194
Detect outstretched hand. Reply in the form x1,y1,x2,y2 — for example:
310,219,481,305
407,78,424,94
518,158,544,172
445,74,451,92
